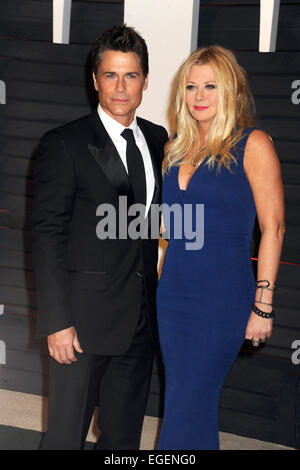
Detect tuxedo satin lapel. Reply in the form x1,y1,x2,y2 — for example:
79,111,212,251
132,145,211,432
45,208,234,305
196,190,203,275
88,142,133,197
88,111,133,199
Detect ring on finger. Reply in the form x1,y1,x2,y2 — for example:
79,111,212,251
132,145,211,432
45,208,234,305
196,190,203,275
251,338,260,346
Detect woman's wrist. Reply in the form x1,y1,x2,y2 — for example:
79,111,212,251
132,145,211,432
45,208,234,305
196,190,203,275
253,297,273,313
254,279,277,311
252,303,275,319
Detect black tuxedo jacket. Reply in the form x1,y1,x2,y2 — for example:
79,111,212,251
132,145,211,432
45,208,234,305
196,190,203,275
32,109,168,355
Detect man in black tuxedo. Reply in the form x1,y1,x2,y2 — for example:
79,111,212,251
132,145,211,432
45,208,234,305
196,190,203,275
32,24,168,450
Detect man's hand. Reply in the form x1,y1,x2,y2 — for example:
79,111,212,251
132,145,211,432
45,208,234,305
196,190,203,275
47,326,83,364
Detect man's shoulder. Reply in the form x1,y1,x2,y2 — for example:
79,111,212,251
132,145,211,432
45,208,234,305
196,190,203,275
137,116,168,142
43,113,91,142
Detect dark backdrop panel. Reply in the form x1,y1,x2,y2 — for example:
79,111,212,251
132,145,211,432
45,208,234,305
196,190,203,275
198,1,300,51
0,0,124,44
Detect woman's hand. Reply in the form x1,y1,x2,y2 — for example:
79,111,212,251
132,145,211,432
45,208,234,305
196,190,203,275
160,214,168,238
245,311,273,346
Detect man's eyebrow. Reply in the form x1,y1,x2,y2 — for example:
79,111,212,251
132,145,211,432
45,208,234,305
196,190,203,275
102,71,141,75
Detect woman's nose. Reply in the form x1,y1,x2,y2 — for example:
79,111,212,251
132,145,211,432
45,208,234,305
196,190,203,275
196,87,205,100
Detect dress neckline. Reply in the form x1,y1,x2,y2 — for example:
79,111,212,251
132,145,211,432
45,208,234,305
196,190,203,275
177,158,208,192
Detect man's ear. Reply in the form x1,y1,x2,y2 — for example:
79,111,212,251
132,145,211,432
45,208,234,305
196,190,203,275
143,74,149,91
92,72,99,91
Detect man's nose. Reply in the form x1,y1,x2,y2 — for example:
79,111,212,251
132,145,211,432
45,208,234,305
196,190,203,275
116,78,126,92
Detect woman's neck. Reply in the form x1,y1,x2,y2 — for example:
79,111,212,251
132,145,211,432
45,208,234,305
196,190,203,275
197,121,211,142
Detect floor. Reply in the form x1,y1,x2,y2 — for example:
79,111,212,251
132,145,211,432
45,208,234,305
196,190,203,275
0,389,294,450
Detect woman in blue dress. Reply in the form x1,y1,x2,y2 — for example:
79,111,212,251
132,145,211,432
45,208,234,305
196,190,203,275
156,46,285,450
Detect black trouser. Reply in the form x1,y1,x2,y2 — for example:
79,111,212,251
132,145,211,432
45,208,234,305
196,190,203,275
41,289,154,450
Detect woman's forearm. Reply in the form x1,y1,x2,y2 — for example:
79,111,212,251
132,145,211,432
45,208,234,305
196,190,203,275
255,225,285,311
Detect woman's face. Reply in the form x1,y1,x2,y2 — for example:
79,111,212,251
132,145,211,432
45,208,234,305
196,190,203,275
185,64,218,127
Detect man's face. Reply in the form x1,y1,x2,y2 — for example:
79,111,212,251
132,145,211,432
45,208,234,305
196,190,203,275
93,50,148,126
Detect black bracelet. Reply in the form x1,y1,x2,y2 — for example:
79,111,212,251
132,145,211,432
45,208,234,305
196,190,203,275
252,303,275,319
256,280,278,290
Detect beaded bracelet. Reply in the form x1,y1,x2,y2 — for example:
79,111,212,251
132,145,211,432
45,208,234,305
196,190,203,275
252,303,275,319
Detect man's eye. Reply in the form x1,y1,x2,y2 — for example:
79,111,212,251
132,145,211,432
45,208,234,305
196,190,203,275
127,74,137,79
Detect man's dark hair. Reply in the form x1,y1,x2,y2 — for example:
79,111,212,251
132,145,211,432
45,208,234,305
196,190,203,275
92,24,149,77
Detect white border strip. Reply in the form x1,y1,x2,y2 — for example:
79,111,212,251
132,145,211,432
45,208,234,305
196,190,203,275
53,0,72,44
259,0,280,52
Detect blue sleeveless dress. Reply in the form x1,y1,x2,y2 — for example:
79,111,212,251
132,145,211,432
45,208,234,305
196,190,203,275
156,128,257,450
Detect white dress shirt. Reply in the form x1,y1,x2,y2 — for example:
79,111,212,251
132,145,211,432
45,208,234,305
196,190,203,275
97,104,155,216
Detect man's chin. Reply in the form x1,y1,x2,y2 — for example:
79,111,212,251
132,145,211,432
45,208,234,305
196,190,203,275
109,105,131,116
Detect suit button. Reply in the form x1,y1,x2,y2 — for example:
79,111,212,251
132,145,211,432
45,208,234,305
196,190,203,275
136,271,143,277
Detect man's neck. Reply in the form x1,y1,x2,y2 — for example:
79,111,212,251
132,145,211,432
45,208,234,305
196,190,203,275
99,105,135,128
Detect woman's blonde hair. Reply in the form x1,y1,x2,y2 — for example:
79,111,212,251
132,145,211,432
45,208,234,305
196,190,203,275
163,45,255,175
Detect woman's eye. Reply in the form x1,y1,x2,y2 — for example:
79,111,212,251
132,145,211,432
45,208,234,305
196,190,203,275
206,84,216,89
186,85,196,90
